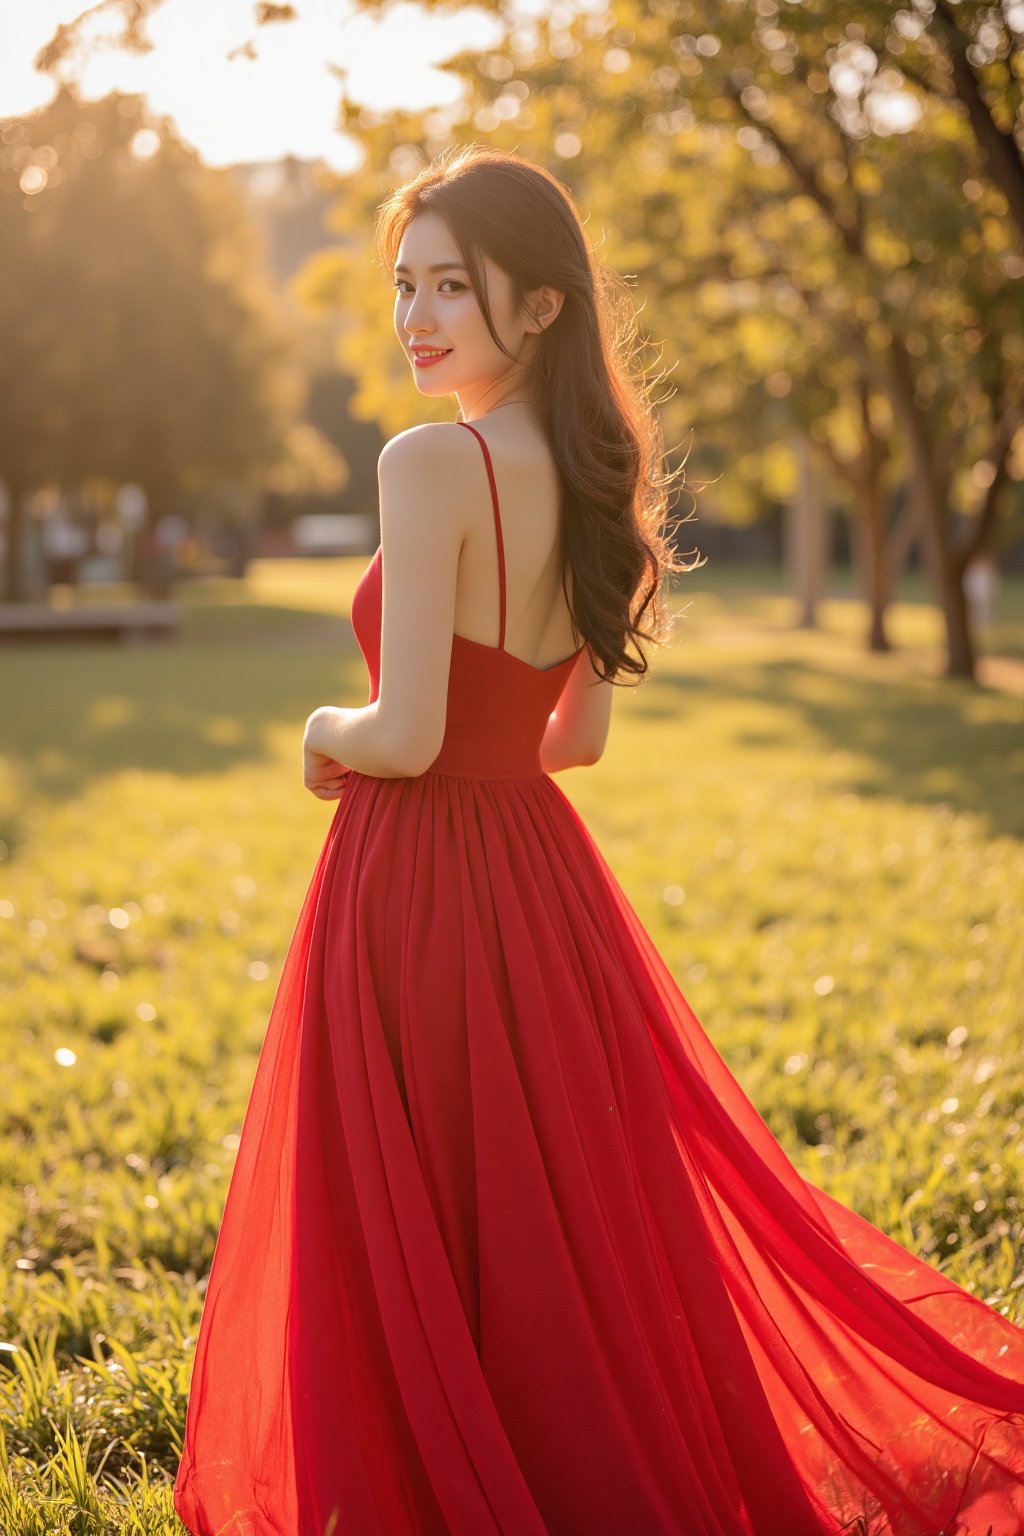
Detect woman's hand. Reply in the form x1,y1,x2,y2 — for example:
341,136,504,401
303,709,352,800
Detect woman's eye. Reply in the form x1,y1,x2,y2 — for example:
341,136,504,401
392,280,466,294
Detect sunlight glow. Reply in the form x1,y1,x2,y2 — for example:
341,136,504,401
0,0,503,172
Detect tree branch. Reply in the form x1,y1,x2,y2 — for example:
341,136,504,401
721,75,865,260
930,0,1024,245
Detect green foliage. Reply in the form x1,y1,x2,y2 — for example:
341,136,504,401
291,0,1024,683
294,0,1024,532
0,86,316,603
0,558,1022,1524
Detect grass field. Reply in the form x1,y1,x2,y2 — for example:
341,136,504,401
1,557,1022,1531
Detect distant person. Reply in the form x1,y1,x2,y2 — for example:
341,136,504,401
139,518,180,597
43,511,88,587
964,551,1000,629
157,512,189,565
221,520,249,578
174,145,1024,1536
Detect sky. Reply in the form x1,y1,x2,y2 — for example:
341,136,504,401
0,0,518,173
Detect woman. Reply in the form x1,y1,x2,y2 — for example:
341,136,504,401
174,145,1024,1536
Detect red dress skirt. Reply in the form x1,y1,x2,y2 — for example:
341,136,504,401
174,421,1024,1535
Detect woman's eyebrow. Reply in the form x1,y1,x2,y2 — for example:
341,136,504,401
393,261,469,274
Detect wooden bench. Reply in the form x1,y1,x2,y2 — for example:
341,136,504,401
0,601,182,644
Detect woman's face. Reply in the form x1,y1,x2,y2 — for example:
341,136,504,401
392,210,535,413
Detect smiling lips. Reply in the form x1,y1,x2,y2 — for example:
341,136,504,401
411,347,452,368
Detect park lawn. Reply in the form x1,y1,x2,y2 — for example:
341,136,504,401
0,558,1022,1531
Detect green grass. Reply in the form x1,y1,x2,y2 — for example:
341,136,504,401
1,557,1022,1529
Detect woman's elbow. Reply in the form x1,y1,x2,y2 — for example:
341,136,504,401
389,724,444,778
577,718,611,766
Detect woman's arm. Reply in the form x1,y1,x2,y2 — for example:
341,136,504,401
303,425,473,780
303,702,419,780
539,652,614,773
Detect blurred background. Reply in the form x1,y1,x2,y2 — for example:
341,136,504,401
1,0,1021,677
1,5,1023,1530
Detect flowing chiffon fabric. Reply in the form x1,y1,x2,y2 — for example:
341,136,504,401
174,421,1024,1536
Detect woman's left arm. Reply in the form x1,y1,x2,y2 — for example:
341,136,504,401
303,425,470,781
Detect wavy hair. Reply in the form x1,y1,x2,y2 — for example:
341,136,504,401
373,143,702,684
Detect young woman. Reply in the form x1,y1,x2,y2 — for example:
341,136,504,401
174,145,1024,1536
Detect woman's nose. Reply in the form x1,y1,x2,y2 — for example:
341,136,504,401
404,293,435,334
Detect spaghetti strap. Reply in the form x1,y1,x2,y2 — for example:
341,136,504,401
457,420,506,651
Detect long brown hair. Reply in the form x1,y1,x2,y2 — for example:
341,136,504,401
373,143,702,685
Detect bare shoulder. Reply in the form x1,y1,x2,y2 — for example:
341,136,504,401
377,422,480,480
377,423,487,545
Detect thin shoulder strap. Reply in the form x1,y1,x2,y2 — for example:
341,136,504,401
457,420,506,650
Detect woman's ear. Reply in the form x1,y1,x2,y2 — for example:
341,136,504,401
524,285,565,333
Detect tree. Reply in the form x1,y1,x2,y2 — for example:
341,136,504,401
40,0,1022,238
613,0,1024,675
36,2,1024,672
294,7,1024,675
0,87,307,599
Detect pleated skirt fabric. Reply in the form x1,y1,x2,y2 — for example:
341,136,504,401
173,767,1024,1536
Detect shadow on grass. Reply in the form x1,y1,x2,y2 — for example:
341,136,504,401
0,606,367,816
642,657,1024,840
3,577,1021,842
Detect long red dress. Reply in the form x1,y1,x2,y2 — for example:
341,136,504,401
174,420,1024,1536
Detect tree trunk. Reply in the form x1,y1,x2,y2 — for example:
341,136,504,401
863,481,890,652
882,480,923,603
848,476,891,652
938,555,976,679
846,382,891,652
884,339,978,682
2,482,29,604
787,433,828,628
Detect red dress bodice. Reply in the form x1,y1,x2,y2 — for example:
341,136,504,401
350,420,585,780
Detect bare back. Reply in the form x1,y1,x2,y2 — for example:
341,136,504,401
452,413,579,671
